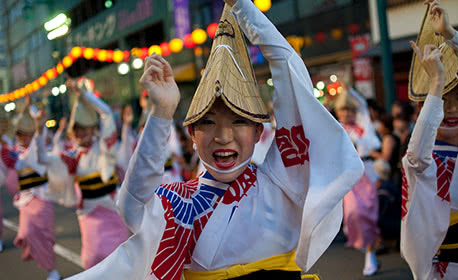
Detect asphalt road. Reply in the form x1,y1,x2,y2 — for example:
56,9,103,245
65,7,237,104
1,187,413,279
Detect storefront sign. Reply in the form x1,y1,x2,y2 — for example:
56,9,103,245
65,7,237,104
65,0,163,49
173,0,191,39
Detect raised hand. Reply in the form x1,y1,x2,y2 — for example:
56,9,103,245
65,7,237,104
424,0,455,40
58,117,67,132
410,41,445,97
34,108,46,135
139,54,180,120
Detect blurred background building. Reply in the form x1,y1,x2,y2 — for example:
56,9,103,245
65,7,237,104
1,0,457,123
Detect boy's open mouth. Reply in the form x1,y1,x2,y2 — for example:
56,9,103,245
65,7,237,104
213,149,238,169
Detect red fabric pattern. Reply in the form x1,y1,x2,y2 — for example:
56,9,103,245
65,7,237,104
435,261,449,278
275,125,310,168
401,167,409,219
433,154,455,202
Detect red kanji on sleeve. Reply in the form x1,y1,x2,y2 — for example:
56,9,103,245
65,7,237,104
275,125,310,168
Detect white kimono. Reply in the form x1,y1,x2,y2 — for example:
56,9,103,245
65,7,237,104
401,31,458,280
66,0,363,279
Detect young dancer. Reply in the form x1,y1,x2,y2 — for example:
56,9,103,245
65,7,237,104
402,0,458,279
67,0,363,279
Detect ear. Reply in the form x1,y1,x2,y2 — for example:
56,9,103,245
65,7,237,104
254,123,264,144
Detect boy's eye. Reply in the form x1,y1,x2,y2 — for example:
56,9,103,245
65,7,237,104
233,118,249,125
198,119,215,125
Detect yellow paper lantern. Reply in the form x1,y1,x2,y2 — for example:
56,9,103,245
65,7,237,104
71,46,82,58
331,28,343,40
25,83,33,93
83,48,95,59
254,0,271,12
148,45,162,56
97,49,108,61
191,29,207,45
38,76,48,86
63,56,73,68
56,63,64,74
304,36,313,47
32,81,40,91
170,38,183,53
113,50,124,63
45,68,57,80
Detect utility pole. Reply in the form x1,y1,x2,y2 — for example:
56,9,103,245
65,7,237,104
376,0,396,113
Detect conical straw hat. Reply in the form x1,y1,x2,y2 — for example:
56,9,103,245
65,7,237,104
14,106,35,134
183,4,269,126
408,4,458,102
68,96,98,134
334,88,358,110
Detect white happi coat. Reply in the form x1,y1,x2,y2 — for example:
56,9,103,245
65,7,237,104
401,31,458,280
66,0,363,279
37,91,119,214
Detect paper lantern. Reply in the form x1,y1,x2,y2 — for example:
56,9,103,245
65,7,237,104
106,50,114,62
148,45,162,56
141,48,148,59
160,42,171,56
170,38,183,53
315,32,327,43
113,50,124,63
254,0,271,12
25,83,33,93
45,68,57,80
123,50,130,62
331,28,343,40
38,76,48,86
206,23,218,39
192,29,207,45
70,46,82,58
97,49,108,61
63,56,73,68
83,48,94,59
194,47,203,57
348,24,360,35
56,63,64,74
304,36,313,47
32,81,40,91
183,34,195,48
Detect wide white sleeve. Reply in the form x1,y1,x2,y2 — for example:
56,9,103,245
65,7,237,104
232,0,364,271
405,94,444,172
117,114,171,233
82,91,118,182
400,94,449,280
66,195,167,280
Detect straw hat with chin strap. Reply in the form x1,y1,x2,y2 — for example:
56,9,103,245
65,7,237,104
13,106,35,135
334,88,358,111
183,4,269,126
408,4,458,102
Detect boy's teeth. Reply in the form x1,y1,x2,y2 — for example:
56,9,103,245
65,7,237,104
215,152,235,157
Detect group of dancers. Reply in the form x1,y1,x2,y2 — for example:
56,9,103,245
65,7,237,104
0,0,456,279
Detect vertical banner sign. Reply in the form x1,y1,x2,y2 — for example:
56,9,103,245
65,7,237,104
173,0,191,39
349,34,375,99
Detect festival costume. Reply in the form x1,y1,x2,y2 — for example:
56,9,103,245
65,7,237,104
67,1,363,279
37,90,129,269
336,89,381,250
401,6,458,279
0,108,58,272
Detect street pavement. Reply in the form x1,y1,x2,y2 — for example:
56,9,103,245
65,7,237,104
1,187,413,279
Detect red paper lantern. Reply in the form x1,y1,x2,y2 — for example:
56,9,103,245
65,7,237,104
123,50,130,62
315,32,327,44
207,23,218,39
348,24,360,35
106,50,114,62
183,34,195,48
160,42,171,56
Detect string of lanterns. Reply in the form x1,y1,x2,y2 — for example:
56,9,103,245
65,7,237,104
1,18,362,103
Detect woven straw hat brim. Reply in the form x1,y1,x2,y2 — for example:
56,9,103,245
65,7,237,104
183,4,269,126
15,112,35,134
409,5,458,102
69,97,98,129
